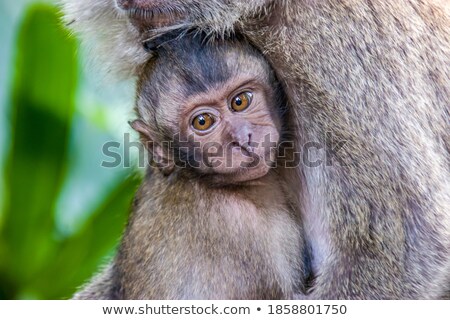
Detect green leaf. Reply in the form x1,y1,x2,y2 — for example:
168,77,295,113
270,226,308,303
31,173,141,299
1,4,77,291
0,3,143,300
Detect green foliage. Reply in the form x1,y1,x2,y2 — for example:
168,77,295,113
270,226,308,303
0,4,140,299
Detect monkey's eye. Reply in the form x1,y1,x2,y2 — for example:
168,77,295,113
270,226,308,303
230,92,253,112
192,113,215,131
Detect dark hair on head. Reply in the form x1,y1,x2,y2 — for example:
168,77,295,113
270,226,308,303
136,29,289,142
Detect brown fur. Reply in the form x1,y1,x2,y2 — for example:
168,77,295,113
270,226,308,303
74,34,303,299
63,0,450,299
113,171,301,299
74,170,303,299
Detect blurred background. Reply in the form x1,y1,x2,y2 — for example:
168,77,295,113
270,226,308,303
0,0,142,299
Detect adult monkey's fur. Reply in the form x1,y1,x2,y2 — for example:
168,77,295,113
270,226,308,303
62,0,450,299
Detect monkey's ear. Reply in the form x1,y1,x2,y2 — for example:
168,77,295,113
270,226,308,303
129,120,175,175
130,119,152,141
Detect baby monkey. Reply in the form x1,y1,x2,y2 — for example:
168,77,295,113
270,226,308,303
84,34,303,299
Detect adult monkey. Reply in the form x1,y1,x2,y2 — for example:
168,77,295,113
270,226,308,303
63,0,450,299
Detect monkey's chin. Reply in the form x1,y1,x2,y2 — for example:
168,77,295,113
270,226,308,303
211,164,272,186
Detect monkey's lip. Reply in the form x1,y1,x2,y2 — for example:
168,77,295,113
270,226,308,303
123,7,188,29
240,145,255,157
231,164,272,184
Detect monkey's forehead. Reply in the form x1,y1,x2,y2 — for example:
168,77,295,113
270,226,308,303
136,36,275,125
143,47,272,95
143,34,272,82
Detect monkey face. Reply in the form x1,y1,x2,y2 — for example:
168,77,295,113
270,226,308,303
115,0,269,31
175,79,281,183
133,33,284,184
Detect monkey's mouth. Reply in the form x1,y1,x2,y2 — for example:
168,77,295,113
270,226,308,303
122,6,188,29
238,149,271,171
240,145,255,157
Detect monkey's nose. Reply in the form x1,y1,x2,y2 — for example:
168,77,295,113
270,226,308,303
237,133,255,154
232,132,253,147
227,120,254,148
117,0,132,10
117,0,157,10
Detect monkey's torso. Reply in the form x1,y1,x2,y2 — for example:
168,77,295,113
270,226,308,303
109,169,302,299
